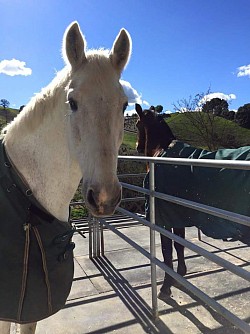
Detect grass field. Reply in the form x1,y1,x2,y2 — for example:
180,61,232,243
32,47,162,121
123,113,250,150
167,112,250,149
123,131,137,150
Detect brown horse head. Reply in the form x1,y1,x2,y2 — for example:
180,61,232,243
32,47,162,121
135,103,175,157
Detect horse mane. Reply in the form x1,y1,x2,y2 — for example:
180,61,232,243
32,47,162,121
1,67,71,140
1,49,113,141
158,116,176,147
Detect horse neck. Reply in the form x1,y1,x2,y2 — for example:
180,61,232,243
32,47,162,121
3,77,82,221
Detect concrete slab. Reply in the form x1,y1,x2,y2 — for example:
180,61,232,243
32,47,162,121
21,218,250,333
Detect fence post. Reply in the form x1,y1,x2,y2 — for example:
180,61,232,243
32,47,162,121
93,218,101,258
149,161,158,319
88,214,93,259
88,216,102,258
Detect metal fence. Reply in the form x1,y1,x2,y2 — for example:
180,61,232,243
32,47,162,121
88,155,250,334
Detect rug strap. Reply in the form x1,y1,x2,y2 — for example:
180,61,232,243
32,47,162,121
17,223,31,321
33,226,53,314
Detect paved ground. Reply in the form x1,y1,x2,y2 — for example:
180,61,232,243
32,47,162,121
14,216,250,333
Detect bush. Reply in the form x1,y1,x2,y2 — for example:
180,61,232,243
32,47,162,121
235,103,250,129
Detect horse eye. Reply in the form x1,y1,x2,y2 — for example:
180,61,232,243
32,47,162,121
122,102,128,113
68,98,78,112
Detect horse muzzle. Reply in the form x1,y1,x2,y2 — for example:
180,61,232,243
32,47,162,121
83,183,122,217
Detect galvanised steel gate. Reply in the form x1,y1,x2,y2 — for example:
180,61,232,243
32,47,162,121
88,155,250,334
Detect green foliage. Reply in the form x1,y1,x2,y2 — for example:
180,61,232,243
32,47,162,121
123,132,137,149
166,112,250,148
0,118,5,131
155,105,163,113
70,183,88,218
0,107,18,129
202,98,228,116
221,109,235,121
117,157,146,213
71,205,88,219
172,93,249,150
0,99,10,109
235,103,250,129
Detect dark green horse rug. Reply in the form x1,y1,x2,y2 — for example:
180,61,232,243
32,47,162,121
0,139,75,324
145,141,250,244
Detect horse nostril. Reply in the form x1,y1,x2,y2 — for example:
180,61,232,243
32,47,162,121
87,189,98,208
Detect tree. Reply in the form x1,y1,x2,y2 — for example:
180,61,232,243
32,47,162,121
202,98,228,117
173,92,218,150
155,105,163,113
0,99,10,125
221,109,235,121
0,99,10,109
173,92,240,150
235,103,250,129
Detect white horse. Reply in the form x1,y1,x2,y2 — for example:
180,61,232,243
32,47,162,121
0,21,131,334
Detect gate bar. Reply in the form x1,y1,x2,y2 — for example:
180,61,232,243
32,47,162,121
118,155,250,170
120,182,250,227
99,217,250,334
149,161,158,319
117,207,250,283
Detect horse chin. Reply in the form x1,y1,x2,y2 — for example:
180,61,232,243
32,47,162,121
85,201,120,218
89,208,116,218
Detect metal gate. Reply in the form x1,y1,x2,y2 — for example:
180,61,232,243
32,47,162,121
88,155,250,334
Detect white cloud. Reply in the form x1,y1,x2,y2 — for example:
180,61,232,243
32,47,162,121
0,58,32,76
200,92,236,105
120,80,150,115
179,107,190,113
120,80,142,104
142,100,150,107
120,80,150,105
237,64,250,78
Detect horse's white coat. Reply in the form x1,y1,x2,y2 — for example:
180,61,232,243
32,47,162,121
1,21,131,334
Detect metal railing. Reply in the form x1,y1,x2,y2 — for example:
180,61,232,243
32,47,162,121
89,155,250,333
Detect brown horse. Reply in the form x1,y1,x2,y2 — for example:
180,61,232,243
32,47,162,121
135,103,187,300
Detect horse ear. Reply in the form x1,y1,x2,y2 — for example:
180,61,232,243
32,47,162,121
63,21,87,69
135,103,143,117
110,29,132,74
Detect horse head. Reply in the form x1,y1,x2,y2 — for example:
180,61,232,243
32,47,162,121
63,22,132,217
135,103,175,157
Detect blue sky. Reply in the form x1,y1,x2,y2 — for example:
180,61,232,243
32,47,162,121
1,0,250,115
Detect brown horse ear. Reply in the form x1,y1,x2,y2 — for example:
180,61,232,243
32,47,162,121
135,103,143,117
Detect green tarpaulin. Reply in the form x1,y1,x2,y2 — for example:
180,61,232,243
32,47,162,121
144,141,250,244
0,139,74,323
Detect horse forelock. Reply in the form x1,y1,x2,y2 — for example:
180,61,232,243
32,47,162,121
86,48,110,59
85,50,121,84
